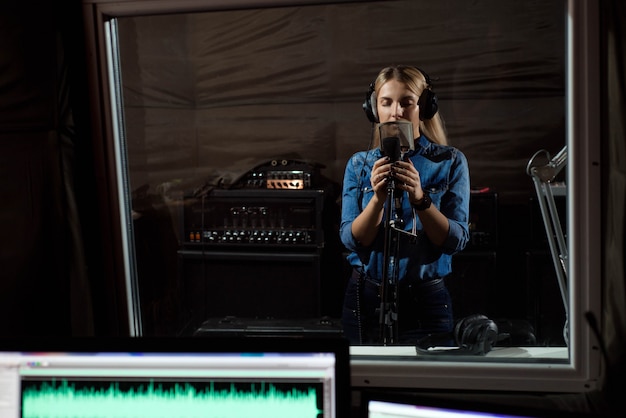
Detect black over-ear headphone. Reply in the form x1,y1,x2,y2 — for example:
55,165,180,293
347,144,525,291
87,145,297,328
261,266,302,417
362,67,439,123
415,314,499,356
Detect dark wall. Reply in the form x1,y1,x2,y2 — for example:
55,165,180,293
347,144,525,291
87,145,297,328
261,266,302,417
0,1,108,336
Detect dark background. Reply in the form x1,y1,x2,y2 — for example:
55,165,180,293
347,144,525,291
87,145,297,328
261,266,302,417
111,1,567,340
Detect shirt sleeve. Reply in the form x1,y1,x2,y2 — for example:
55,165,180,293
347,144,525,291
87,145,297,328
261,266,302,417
439,148,471,254
340,153,365,253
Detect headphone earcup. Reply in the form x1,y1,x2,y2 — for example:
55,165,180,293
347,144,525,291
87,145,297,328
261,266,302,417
455,314,498,355
363,83,378,123
418,88,438,120
476,319,498,355
453,314,474,346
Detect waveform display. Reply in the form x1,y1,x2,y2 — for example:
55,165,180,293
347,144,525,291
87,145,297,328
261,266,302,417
21,379,325,418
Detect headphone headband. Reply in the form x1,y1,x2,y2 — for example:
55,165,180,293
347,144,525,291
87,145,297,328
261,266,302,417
362,66,438,123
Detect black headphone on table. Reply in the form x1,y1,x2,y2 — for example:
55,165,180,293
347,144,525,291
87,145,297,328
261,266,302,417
362,67,439,123
415,314,500,356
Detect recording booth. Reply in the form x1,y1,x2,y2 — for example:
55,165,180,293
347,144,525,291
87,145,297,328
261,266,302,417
0,336,351,418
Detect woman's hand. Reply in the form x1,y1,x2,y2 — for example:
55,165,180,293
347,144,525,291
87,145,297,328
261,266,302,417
351,156,394,246
370,156,393,201
391,158,450,247
390,159,425,204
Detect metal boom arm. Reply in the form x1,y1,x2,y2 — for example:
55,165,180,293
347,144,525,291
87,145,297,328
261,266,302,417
526,146,569,345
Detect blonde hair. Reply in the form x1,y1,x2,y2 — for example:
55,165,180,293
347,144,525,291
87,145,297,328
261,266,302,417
372,65,448,146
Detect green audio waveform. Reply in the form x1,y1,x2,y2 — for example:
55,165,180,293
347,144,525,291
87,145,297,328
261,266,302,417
22,380,324,418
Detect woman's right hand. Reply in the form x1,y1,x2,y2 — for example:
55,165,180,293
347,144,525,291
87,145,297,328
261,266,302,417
370,156,392,201
352,156,392,246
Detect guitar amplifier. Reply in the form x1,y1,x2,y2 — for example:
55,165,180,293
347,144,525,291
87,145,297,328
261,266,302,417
178,185,339,325
235,159,321,190
181,188,325,251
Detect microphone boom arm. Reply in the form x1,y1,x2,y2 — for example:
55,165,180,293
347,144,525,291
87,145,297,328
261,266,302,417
526,145,569,345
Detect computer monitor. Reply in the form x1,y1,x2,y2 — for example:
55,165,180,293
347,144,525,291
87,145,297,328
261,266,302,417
0,336,350,418
367,399,534,418
363,392,601,418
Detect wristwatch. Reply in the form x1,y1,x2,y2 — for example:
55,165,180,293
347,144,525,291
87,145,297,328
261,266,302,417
413,191,432,211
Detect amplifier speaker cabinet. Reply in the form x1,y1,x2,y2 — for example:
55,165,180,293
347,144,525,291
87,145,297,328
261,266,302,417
446,251,497,320
180,250,321,326
181,252,320,322
525,250,567,346
178,188,327,329
466,192,498,250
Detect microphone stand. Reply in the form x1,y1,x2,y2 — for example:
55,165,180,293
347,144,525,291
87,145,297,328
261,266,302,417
379,176,401,345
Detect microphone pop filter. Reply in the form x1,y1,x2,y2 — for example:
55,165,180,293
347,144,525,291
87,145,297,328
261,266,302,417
378,121,414,158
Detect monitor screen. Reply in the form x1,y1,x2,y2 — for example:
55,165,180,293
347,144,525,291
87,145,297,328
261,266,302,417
365,394,600,418
0,336,350,418
368,400,534,418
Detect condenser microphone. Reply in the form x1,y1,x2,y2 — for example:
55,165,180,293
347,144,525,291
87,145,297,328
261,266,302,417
379,121,414,157
382,136,401,162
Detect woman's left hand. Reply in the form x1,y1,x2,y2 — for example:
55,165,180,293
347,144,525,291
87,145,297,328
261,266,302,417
391,159,425,204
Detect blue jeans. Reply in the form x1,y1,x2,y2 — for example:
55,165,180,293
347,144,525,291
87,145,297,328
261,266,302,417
341,271,454,345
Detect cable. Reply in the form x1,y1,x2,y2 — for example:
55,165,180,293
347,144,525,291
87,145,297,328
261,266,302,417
353,122,377,343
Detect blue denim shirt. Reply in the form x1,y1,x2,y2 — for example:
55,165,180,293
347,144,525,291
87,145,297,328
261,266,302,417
340,134,470,283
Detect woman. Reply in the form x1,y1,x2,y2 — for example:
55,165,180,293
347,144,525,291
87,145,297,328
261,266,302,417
340,65,470,344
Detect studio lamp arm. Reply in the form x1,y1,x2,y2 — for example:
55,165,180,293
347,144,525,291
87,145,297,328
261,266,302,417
526,146,569,345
